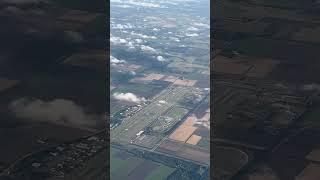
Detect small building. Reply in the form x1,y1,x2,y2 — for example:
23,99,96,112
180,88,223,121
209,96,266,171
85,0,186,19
136,130,144,136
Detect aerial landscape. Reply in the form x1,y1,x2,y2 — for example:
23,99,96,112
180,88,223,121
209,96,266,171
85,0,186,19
212,0,320,179
110,0,210,179
5,0,320,179
0,0,107,179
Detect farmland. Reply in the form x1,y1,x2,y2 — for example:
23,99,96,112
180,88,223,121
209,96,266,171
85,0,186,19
111,147,175,180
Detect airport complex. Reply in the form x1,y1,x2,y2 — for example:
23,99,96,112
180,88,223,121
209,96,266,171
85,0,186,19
109,0,210,179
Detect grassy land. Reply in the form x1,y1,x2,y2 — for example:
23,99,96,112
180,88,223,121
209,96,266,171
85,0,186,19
112,83,164,98
111,147,175,180
110,148,144,179
165,106,189,120
146,165,176,180
197,137,210,150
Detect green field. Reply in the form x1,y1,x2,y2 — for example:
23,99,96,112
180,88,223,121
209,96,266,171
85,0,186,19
177,89,206,109
111,147,175,180
145,165,175,180
111,148,144,179
197,138,210,150
112,83,165,98
167,61,208,73
165,106,189,121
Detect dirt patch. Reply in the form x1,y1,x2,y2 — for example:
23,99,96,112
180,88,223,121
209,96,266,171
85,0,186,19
186,135,202,145
169,125,197,142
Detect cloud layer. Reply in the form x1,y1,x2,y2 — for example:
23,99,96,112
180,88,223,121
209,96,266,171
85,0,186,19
111,0,161,8
9,98,100,129
110,55,126,65
140,45,157,53
113,92,146,103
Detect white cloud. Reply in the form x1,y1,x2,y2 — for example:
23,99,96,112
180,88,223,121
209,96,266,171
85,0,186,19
113,4,133,8
152,28,160,31
156,56,166,62
159,1,178,5
169,37,180,42
140,45,157,53
127,41,135,49
9,98,100,129
135,39,143,43
111,0,162,8
185,33,199,37
194,22,210,28
110,36,127,45
119,38,127,43
113,92,146,103
187,27,199,31
126,0,161,8
110,55,126,65
111,36,136,49
111,0,122,2
131,32,157,39
111,23,134,30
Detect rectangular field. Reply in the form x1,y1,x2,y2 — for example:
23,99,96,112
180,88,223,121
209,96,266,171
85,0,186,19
156,139,210,165
111,147,175,180
186,135,202,145
169,125,197,142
